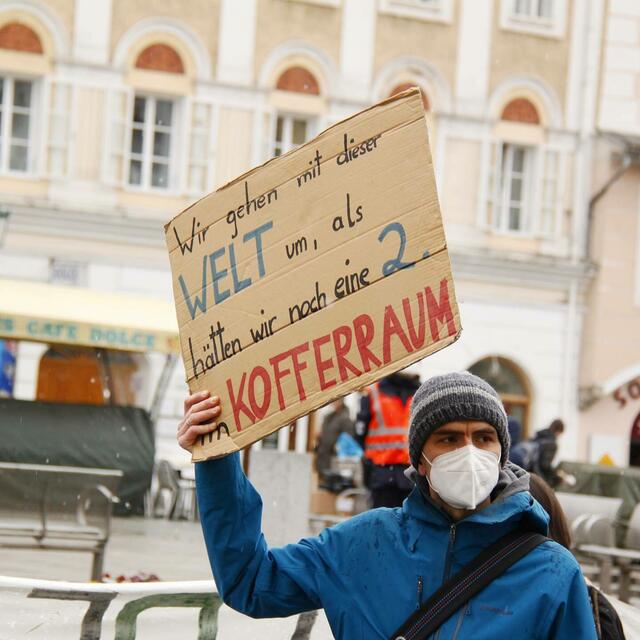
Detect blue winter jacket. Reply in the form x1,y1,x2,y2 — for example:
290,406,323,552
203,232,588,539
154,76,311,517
196,454,596,639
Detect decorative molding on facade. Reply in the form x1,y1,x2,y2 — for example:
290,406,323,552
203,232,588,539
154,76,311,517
450,248,596,292
489,74,563,128
0,0,69,57
257,39,338,97
6,203,167,248
112,17,211,79
372,54,452,113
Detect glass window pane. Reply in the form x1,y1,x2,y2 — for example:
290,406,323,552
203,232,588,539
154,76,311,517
508,206,521,230
129,159,142,185
510,177,522,202
512,147,525,171
13,81,32,108
469,358,527,396
11,112,30,139
9,144,27,171
153,131,171,157
292,119,307,145
515,0,531,15
155,100,173,127
131,128,143,154
151,162,169,188
275,116,284,142
0,78,4,104
133,97,146,123
538,0,552,18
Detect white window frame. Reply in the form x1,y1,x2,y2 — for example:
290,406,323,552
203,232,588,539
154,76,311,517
483,139,567,238
495,143,534,234
126,93,181,193
0,75,40,176
272,113,316,157
500,0,566,38
378,0,453,24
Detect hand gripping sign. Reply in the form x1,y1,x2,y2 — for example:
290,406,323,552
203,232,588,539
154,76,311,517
165,88,462,462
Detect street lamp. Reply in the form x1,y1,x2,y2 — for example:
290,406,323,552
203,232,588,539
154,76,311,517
0,208,9,248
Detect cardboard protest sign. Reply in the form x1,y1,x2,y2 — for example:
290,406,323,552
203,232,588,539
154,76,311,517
165,88,461,462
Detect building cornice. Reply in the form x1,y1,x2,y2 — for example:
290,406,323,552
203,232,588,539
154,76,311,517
5,203,167,248
450,247,596,291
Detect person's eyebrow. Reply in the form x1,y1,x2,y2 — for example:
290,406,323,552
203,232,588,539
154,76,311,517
433,429,465,436
472,429,497,437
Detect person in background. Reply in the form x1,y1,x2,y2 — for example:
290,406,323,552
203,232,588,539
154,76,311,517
354,371,420,508
534,418,565,487
315,398,354,481
507,416,522,449
528,473,626,639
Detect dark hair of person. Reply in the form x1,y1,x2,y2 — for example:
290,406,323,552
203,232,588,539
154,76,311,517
528,473,572,550
549,419,565,434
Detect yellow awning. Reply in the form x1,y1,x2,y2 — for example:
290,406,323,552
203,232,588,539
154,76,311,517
0,278,179,354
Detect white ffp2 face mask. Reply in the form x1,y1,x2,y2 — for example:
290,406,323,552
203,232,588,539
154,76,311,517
422,445,500,510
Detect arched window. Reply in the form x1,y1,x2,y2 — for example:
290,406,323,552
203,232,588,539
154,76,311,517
388,82,430,110
468,356,531,437
486,93,559,236
276,66,320,95
501,98,540,125
272,66,321,157
0,22,43,54
135,43,184,74
0,22,45,174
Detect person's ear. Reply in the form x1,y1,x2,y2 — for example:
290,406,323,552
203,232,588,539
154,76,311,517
418,457,428,477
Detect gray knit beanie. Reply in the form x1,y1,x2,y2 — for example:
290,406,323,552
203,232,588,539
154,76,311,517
408,372,510,469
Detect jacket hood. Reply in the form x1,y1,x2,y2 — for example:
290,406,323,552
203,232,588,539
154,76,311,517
403,461,548,533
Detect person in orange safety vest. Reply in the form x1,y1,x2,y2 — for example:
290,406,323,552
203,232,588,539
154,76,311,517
355,372,421,508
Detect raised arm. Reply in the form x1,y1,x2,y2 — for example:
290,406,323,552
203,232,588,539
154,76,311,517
178,392,325,618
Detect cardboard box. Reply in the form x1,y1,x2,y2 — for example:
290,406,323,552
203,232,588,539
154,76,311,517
165,88,462,461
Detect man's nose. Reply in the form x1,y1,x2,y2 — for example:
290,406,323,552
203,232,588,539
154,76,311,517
461,435,473,447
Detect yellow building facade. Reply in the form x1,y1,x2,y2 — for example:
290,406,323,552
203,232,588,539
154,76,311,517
0,0,633,466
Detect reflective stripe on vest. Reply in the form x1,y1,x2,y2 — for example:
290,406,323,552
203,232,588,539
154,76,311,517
364,383,410,465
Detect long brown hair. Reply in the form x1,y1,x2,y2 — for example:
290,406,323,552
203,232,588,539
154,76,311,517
528,473,572,549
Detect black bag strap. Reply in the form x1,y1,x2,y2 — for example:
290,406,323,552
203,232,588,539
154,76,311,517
390,530,548,640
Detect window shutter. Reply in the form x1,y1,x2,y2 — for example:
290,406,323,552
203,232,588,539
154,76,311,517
537,148,563,236
102,87,131,186
187,100,215,195
483,140,503,230
46,80,72,178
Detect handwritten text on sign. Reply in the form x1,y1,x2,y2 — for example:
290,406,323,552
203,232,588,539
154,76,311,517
165,89,461,461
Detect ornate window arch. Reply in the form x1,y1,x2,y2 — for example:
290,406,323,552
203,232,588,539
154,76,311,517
135,43,184,75
468,356,532,437
0,21,42,53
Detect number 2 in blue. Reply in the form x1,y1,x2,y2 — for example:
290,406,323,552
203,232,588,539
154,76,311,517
378,222,416,276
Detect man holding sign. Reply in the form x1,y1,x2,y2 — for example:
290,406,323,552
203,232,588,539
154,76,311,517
178,372,595,639
168,91,594,638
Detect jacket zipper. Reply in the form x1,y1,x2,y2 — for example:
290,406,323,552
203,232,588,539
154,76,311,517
434,524,457,640
416,575,424,609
